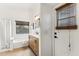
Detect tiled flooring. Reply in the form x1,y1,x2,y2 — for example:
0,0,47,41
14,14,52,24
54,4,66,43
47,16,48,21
0,47,35,56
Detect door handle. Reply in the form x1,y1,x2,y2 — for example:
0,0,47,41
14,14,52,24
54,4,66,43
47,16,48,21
54,32,57,35
54,32,58,38
54,36,58,38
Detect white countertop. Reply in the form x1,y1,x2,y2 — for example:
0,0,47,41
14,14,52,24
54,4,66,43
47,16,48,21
29,33,40,39
29,28,40,39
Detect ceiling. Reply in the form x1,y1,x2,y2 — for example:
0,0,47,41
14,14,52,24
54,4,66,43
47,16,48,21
0,3,40,12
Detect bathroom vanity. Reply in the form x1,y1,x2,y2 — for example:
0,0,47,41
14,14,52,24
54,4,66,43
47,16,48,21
29,35,39,56
29,15,40,56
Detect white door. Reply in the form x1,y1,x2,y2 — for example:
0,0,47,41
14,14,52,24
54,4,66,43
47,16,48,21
54,30,70,56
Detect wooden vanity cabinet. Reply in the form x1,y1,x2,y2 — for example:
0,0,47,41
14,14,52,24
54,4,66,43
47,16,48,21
29,35,39,56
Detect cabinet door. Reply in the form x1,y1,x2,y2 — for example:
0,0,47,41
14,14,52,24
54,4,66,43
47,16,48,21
29,35,39,55
33,39,39,55
29,36,35,50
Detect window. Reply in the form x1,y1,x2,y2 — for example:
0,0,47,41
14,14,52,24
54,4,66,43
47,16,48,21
56,3,77,29
16,21,29,34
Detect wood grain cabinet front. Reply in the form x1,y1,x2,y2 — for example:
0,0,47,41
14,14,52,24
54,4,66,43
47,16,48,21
29,35,39,56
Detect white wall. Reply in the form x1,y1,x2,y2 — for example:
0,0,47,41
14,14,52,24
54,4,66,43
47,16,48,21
40,4,53,56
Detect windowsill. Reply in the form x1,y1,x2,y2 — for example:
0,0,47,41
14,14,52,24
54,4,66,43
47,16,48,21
56,25,77,30
13,40,28,43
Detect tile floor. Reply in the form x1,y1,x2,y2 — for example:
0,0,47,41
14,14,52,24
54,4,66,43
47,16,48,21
0,47,35,56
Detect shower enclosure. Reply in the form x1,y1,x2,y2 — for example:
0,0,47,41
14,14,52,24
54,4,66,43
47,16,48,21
0,18,13,51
